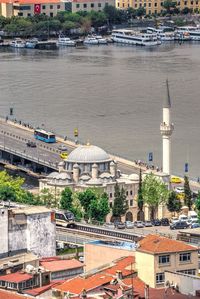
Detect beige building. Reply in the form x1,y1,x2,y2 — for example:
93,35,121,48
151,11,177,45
135,234,199,288
71,0,115,13
40,144,139,222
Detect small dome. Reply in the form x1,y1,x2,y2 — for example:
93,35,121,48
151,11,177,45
67,144,111,163
100,172,112,179
47,172,59,179
56,173,71,180
129,173,139,181
79,174,91,181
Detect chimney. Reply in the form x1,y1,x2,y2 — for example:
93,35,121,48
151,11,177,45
144,284,149,299
116,270,123,280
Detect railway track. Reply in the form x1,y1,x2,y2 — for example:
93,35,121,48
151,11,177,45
57,223,143,242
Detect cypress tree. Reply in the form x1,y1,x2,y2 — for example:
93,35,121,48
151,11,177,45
184,175,192,210
138,168,143,211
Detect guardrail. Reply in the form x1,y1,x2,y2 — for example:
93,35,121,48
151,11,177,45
0,144,57,170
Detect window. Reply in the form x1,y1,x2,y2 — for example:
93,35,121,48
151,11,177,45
98,2,101,6
154,2,157,6
57,4,60,8
50,5,53,9
148,9,151,13
27,13,31,16
144,3,146,6
126,191,128,196
42,5,46,9
128,3,129,6
135,4,137,7
18,12,23,16
178,269,196,275
117,2,120,6
148,3,151,6
110,202,112,208
130,199,133,206
159,255,170,264
156,272,165,284
139,3,142,6
76,3,80,7
184,1,187,4
91,3,94,7
110,193,112,198
161,1,163,5
155,9,157,13
180,253,191,262
50,12,53,17
83,3,87,7
191,0,193,3
130,190,133,195
123,3,125,6
196,1,198,4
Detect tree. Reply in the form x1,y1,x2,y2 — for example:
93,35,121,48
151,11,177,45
78,188,97,219
163,0,177,13
0,185,17,201
142,173,169,220
40,188,54,207
138,168,143,211
181,7,191,14
112,183,128,219
104,5,121,24
62,21,76,31
136,7,146,17
195,192,200,223
97,192,110,222
167,191,181,215
60,187,73,211
184,175,192,210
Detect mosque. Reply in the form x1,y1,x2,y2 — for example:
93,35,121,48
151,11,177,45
39,143,139,222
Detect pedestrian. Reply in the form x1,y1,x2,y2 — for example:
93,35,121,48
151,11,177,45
197,177,200,183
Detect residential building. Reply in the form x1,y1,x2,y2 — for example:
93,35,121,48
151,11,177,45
40,257,84,280
135,234,199,288
0,252,39,275
0,206,56,258
0,0,65,18
0,289,31,299
40,143,140,222
84,240,136,272
70,0,115,13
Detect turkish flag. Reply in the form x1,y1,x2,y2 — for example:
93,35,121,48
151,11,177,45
34,4,41,14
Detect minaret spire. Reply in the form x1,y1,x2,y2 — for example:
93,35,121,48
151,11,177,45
160,80,174,175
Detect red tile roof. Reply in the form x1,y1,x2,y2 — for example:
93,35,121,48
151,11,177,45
54,256,135,295
0,272,33,283
40,258,83,273
137,234,198,254
0,289,28,299
24,281,63,296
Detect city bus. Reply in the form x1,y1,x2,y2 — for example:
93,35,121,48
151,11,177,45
34,129,56,143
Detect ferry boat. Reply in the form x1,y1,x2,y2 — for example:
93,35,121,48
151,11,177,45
175,30,191,41
93,35,108,44
147,27,175,41
10,38,26,48
177,26,200,41
57,36,76,47
111,29,159,46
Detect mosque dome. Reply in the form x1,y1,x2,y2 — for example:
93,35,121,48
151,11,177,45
67,144,111,163
129,173,139,181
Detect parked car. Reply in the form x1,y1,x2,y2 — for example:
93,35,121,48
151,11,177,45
125,221,134,229
58,144,68,151
144,221,153,227
190,223,200,229
170,221,189,230
104,222,115,229
152,219,161,226
179,214,188,222
170,217,179,224
161,218,169,226
134,221,144,228
26,141,36,147
116,222,126,229
60,152,68,159
170,176,182,184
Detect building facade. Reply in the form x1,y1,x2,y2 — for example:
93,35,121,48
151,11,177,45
0,206,56,258
40,143,139,222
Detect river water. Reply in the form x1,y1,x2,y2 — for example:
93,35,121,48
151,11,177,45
0,43,200,179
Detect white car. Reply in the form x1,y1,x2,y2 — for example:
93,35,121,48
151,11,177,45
125,221,134,229
175,187,184,194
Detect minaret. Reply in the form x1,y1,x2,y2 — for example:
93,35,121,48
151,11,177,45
160,80,174,175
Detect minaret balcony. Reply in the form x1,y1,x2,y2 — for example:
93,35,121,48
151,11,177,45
160,123,174,136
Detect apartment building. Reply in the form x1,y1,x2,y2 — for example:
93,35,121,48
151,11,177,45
135,234,199,288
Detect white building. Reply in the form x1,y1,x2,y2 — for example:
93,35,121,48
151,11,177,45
0,206,56,258
40,143,139,222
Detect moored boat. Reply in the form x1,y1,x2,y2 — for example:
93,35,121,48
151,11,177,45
57,36,76,47
25,38,38,49
10,38,25,48
177,26,200,41
93,35,108,44
112,29,159,46
84,36,99,45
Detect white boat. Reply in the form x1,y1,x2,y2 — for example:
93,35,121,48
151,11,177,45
10,39,25,48
177,26,200,41
147,27,175,41
111,29,159,46
83,36,99,45
175,30,191,41
57,36,76,47
93,35,108,44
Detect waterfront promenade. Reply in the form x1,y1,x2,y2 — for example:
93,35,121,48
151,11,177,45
0,116,199,191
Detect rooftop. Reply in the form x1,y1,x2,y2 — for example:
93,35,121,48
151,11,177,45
12,206,51,216
137,234,197,254
23,281,63,296
0,289,29,299
0,272,33,283
0,252,38,270
40,258,83,272
89,240,137,251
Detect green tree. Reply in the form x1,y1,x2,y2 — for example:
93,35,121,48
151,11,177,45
89,192,110,222
195,192,200,223
78,188,97,219
181,7,191,14
0,185,17,201
112,183,128,219
142,173,169,220
60,187,73,211
71,191,83,221
163,0,177,13
184,175,192,210
138,168,143,211
167,190,181,215
40,188,54,207
136,7,146,17
62,20,76,31
104,5,121,24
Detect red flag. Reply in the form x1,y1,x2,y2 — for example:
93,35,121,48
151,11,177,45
34,4,41,14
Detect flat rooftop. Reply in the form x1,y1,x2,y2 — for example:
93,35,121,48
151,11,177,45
88,240,137,250
11,206,51,215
